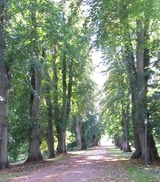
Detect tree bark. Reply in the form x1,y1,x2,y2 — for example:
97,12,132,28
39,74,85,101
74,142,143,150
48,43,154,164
56,52,67,154
26,64,43,162
0,0,9,169
52,57,63,154
148,133,159,161
57,130,66,154
121,103,131,152
25,0,43,163
46,83,55,158
56,56,73,154
81,123,87,150
125,49,141,158
43,50,55,159
133,20,159,161
121,5,142,158
75,120,82,150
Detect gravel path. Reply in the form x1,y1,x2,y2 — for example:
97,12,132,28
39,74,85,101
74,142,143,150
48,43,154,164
11,145,131,182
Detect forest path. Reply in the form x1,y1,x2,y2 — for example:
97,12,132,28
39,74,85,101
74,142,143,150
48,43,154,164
11,145,131,182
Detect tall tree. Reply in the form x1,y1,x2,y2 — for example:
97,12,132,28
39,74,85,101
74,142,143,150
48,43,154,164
56,53,73,154
0,0,9,169
26,0,43,162
44,55,55,159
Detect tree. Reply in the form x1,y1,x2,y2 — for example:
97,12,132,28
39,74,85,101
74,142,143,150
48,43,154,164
43,53,55,158
0,0,9,169
25,0,44,163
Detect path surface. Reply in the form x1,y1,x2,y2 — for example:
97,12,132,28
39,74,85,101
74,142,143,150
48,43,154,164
11,145,131,182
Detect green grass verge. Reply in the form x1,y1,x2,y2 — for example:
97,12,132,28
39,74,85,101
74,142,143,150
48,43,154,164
108,146,160,182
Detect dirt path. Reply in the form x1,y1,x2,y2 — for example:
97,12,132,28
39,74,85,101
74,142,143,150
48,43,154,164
11,145,131,182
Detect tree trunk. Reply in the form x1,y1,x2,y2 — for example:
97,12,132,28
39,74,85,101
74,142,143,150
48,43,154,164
52,57,62,154
44,50,55,158
81,123,87,150
121,102,132,152
133,20,159,161
56,52,67,154
26,64,43,163
76,120,82,150
53,52,67,154
131,126,142,159
46,97,55,158
122,5,142,158
125,49,142,158
26,0,43,163
0,0,9,169
56,57,73,154
148,133,159,161
57,130,66,154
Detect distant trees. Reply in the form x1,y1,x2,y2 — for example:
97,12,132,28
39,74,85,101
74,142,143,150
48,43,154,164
69,58,103,150
101,56,131,152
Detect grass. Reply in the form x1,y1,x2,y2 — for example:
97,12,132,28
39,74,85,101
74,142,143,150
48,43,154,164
108,146,160,182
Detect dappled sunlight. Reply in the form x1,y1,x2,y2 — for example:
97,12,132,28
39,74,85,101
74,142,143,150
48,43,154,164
10,146,130,182
86,155,104,160
86,155,118,162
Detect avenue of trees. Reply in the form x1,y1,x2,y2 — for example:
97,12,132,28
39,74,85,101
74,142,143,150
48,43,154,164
89,0,160,162
0,0,160,170
0,0,103,169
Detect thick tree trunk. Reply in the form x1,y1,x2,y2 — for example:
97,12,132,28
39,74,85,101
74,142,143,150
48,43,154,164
135,20,146,160
57,130,66,154
0,0,9,169
26,126,43,162
26,0,43,163
133,21,159,161
148,133,159,161
122,9,158,161
131,95,142,158
26,64,43,163
114,136,121,148
131,126,142,159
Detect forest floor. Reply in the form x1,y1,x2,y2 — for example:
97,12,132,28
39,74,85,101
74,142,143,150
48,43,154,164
1,144,132,182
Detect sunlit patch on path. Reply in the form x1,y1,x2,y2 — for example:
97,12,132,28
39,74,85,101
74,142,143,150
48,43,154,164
11,145,131,182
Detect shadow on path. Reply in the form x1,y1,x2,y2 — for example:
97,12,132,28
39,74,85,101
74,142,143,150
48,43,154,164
11,145,131,182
